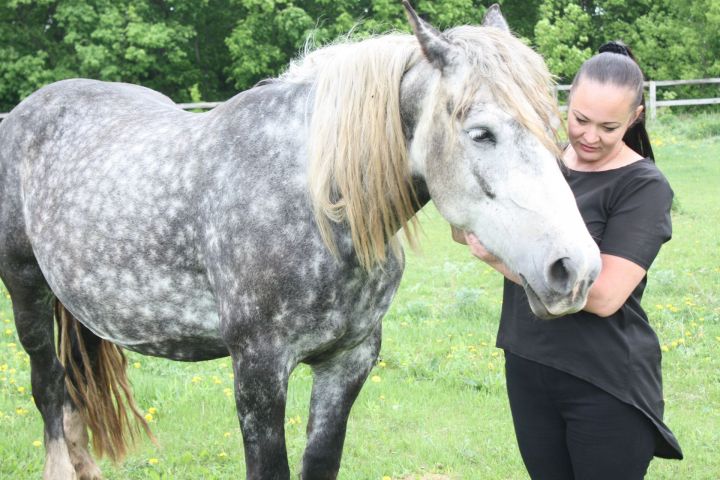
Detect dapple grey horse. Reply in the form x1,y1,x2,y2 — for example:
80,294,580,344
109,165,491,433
0,3,600,479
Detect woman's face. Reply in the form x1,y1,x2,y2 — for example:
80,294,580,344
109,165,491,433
567,79,641,165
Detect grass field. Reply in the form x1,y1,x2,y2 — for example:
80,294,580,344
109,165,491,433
1,112,719,479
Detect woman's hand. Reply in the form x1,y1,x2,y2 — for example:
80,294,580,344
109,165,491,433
465,232,499,263
450,227,521,284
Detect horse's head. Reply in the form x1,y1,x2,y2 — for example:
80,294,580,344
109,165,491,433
402,2,601,319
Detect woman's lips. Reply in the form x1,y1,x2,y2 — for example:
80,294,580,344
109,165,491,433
579,143,598,152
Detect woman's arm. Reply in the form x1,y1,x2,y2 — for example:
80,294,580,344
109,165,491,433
584,254,646,317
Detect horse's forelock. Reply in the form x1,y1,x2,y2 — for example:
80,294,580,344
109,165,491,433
446,26,562,157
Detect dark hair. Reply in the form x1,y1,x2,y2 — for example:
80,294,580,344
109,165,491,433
570,41,654,160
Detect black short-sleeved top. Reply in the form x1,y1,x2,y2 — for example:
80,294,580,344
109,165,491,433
497,158,683,459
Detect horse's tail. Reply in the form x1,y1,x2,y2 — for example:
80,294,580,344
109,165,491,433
55,299,154,462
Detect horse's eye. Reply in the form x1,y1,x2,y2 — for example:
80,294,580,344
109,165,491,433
467,128,495,144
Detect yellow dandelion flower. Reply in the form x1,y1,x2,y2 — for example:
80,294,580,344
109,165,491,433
145,413,154,422
148,407,157,415
0,364,7,371
378,361,387,368
685,331,692,337
677,338,685,345
371,375,381,383
191,376,203,384
383,476,392,480
218,451,227,458
379,395,386,401
488,362,495,370
32,440,42,448
661,345,669,352
17,386,25,394
212,376,222,385
7,343,16,349
224,431,232,438
148,458,159,465
133,362,141,369
715,336,720,342
491,351,499,357
15,407,28,416
4,329,13,336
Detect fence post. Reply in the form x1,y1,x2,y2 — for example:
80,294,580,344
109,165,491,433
648,81,657,121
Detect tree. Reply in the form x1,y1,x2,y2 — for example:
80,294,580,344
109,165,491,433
0,0,238,110
223,0,498,91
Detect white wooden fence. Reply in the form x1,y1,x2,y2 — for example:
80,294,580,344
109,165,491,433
1,78,719,122
556,78,720,120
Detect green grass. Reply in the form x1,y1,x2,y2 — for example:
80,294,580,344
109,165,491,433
1,113,719,479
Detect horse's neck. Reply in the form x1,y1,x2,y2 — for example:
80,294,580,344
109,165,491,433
401,61,438,213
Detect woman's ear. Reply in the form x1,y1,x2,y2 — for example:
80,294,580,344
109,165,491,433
631,105,644,125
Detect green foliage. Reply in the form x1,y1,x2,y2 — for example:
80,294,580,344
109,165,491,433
534,0,593,81
0,0,238,110
1,1,720,111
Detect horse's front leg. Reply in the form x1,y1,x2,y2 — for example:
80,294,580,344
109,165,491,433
228,336,293,480
301,323,382,480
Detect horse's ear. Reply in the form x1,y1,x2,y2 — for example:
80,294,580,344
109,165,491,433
402,0,454,71
482,4,510,32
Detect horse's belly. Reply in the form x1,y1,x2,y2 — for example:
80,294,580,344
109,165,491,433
54,268,225,360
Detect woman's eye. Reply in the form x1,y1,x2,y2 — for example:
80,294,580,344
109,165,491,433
603,126,618,132
467,128,495,144
575,117,588,124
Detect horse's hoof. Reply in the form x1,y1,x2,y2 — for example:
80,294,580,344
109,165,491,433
43,461,77,480
76,464,103,480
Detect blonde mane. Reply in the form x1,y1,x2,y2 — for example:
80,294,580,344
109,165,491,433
292,28,559,271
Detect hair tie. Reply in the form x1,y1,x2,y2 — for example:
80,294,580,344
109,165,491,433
598,41,629,57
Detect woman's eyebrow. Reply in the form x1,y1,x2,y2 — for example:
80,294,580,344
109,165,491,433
572,109,622,127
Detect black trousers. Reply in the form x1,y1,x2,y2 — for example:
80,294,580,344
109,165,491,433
504,352,656,480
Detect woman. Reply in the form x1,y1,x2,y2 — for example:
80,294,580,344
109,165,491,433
454,42,683,479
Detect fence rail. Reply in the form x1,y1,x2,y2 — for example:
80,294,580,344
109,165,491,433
1,78,718,122
556,77,720,120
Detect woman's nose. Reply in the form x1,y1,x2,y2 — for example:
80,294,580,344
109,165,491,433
582,126,599,143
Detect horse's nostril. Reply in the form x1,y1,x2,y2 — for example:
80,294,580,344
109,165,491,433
547,257,576,294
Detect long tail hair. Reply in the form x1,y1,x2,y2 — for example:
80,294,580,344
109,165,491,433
56,300,154,462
